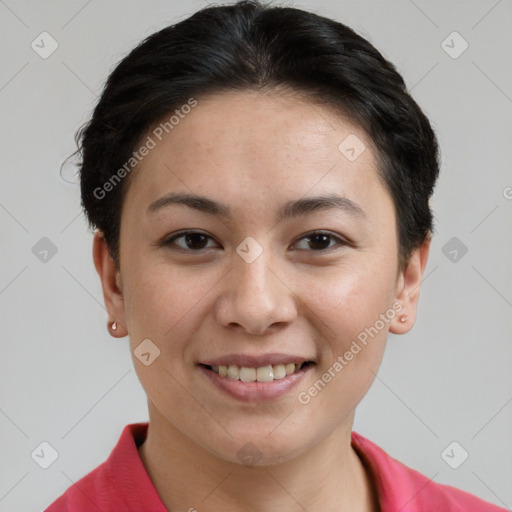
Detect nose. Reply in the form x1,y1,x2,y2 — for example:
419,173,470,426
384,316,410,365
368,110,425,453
215,244,297,336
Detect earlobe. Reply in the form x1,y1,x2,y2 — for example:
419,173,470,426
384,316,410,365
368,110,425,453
92,231,127,337
389,236,431,335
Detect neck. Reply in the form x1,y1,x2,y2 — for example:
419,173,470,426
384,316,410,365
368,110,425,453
138,403,379,512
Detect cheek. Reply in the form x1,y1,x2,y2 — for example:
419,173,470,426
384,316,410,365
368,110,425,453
295,255,396,405
297,257,396,346
122,265,179,339
292,268,392,426
123,262,223,355
123,266,209,410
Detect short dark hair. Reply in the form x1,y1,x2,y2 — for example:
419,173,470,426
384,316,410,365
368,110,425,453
77,0,440,271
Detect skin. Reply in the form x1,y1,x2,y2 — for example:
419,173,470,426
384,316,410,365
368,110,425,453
93,90,430,512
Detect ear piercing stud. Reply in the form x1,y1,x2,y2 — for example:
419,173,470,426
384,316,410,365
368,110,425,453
399,315,407,323
111,321,118,331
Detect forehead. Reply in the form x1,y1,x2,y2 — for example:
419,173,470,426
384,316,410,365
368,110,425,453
160,90,365,159
125,90,387,220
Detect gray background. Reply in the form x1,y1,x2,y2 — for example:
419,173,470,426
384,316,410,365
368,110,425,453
0,0,511,510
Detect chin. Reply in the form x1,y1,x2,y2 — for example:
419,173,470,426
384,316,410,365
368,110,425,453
207,428,313,467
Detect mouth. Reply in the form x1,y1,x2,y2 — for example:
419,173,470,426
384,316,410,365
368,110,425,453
198,359,315,402
200,361,314,382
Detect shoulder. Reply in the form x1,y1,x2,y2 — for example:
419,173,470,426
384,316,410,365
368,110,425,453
43,461,114,511
44,457,120,512
351,431,508,512
44,423,166,512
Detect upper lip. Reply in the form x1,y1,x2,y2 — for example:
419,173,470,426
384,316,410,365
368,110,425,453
200,353,315,368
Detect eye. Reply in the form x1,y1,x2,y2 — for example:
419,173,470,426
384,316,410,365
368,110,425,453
293,230,349,251
161,230,219,251
159,230,350,253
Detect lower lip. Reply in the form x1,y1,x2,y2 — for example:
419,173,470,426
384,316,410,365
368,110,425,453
199,364,314,403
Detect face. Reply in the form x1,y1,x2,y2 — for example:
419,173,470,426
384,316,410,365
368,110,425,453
96,90,428,465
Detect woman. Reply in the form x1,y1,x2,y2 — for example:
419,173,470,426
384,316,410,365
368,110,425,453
45,1,507,510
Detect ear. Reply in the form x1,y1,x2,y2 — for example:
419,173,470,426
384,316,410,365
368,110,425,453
389,236,431,335
92,231,127,337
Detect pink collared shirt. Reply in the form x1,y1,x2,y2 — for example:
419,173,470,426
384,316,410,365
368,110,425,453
45,422,508,511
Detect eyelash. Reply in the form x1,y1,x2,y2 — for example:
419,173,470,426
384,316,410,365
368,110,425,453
159,230,351,253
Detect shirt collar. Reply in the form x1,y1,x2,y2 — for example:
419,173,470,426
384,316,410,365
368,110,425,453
108,422,495,512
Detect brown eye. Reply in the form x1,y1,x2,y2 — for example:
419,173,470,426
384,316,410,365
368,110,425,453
162,231,219,251
293,231,348,251
160,230,349,253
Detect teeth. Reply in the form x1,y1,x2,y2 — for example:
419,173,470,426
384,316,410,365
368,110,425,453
285,363,296,375
256,365,274,382
227,365,239,380
239,367,256,382
211,363,308,381
272,364,287,380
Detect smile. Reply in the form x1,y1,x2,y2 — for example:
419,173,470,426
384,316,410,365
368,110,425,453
198,360,315,402
203,362,312,382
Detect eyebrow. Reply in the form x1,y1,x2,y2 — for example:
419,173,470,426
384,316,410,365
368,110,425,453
146,192,366,220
